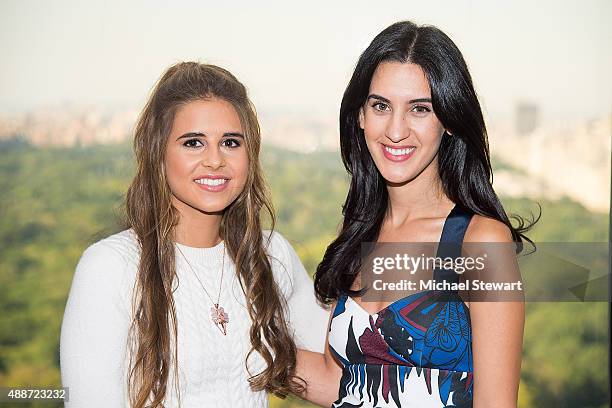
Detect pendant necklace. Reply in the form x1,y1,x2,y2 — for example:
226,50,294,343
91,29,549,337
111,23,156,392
177,244,229,335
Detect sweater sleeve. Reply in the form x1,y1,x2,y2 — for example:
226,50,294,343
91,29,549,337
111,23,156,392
60,241,133,407
272,232,330,354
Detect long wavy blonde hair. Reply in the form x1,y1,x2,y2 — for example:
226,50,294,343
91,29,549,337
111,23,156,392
124,61,302,407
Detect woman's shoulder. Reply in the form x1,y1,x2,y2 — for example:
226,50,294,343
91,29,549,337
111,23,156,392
261,230,306,294
465,214,514,243
64,230,138,337
74,229,140,289
97,228,139,249
262,229,297,273
262,229,293,256
81,229,140,265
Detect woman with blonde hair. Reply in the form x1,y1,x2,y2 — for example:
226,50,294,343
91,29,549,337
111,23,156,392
60,61,328,407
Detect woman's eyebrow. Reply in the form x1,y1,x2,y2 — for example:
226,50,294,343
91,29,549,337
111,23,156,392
408,98,432,103
223,132,244,138
176,131,244,141
367,94,432,104
367,94,391,104
176,132,206,141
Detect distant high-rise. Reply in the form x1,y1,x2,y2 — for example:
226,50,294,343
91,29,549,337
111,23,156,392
515,101,540,135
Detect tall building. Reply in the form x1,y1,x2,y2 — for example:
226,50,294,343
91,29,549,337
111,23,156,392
515,101,540,136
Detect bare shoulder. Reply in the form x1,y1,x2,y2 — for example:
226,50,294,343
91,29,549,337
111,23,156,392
465,214,514,243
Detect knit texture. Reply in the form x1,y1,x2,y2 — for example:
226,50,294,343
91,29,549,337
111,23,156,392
60,229,329,407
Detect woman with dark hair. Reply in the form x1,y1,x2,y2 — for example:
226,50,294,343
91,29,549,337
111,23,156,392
60,62,328,407
297,21,534,407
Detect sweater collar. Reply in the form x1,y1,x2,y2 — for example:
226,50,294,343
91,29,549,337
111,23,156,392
175,239,226,266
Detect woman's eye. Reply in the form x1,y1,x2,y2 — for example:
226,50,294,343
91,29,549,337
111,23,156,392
372,102,390,112
183,138,204,148
412,105,431,113
222,138,241,148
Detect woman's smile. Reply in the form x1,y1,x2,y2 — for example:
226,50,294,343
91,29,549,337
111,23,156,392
193,174,231,192
381,143,417,162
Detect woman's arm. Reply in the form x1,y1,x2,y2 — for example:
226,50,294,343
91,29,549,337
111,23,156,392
466,216,525,408
273,232,342,406
296,306,342,407
471,300,524,408
278,233,330,353
60,241,132,407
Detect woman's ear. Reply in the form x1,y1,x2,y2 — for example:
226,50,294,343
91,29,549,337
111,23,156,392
359,107,365,130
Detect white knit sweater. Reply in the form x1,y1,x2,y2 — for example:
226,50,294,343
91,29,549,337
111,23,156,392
60,229,330,407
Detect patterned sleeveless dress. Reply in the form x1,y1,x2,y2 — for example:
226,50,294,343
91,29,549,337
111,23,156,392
328,204,475,407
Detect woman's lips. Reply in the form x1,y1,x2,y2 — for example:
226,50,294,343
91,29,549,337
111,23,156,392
194,177,230,192
381,144,416,162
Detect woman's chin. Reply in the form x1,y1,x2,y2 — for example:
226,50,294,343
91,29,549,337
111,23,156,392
188,200,230,215
381,172,416,186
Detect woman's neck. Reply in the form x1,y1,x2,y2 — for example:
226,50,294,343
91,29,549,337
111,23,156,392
385,161,453,227
172,198,223,248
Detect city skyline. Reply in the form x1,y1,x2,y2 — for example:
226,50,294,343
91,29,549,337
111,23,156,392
1,103,609,214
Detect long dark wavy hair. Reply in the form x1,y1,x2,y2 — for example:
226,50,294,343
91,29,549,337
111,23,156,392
314,21,539,304
124,62,302,407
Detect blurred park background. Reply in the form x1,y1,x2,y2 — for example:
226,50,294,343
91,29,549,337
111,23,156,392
1,0,610,407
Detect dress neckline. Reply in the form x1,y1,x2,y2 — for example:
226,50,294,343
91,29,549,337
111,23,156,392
343,289,437,317
342,202,474,315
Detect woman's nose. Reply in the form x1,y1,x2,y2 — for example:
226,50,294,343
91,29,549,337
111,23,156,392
385,113,411,144
201,145,225,169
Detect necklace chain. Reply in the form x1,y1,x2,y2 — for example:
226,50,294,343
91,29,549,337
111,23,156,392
176,242,229,335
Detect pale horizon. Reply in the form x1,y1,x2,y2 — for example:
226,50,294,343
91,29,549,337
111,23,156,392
1,0,611,123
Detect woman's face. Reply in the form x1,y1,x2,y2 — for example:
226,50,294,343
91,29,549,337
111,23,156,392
165,98,249,216
359,61,446,185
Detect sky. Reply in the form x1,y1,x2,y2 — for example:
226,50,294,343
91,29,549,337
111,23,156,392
1,0,611,122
